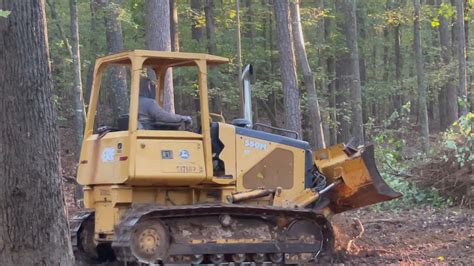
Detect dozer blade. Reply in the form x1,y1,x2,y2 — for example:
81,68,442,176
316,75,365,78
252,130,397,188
314,143,402,214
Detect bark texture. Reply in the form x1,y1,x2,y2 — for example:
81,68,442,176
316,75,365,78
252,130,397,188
456,0,468,115
340,0,364,145
204,0,220,112
145,0,175,113
102,0,128,115
273,0,303,138
0,1,74,264
170,0,179,52
439,0,458,129
325,0,338,145
191,0,204,41
413,0,430,152
70,0,85,156
290,0,325,149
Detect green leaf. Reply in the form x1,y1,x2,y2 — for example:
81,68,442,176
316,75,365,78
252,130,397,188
0,9,11,18
431,19,440,28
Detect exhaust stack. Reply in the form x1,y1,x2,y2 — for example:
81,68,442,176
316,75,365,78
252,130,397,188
241,64,253,126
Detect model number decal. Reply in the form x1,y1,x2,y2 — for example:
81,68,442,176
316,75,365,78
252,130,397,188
176,165,200,173
244,139,267,150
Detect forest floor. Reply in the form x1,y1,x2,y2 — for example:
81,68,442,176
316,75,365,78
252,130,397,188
329,206,473,264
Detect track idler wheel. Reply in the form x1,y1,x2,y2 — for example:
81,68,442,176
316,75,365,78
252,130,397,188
75,218,104,264
130,219,169,263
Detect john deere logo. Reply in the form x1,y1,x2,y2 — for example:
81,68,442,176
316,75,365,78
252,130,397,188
179,149,190,160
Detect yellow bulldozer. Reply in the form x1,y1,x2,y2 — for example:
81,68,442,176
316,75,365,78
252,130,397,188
70,50,401,264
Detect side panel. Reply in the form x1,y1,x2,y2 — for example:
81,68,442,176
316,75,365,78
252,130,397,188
77,131,130,185
235,134,307,203
131,138,206,185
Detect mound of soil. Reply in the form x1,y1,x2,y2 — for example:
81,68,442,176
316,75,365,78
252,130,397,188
329,206,473,264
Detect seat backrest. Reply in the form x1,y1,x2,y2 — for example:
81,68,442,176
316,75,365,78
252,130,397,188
117,115,129,130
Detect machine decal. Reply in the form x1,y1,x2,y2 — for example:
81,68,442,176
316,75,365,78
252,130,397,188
101,147,116,162
179,149,190,159
244,139,267,150
161,150,173,159
176,165,198,173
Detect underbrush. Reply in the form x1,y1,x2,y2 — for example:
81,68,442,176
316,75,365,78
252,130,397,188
366,110,472,210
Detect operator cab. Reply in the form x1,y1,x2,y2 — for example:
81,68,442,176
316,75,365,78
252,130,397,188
78,50,229,186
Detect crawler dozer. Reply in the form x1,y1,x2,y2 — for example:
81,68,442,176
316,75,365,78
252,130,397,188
70,50,401,264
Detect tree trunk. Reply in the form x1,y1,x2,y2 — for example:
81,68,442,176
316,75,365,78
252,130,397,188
394,22,403,123
456,0,468,115
0,1,74,264
170,0,179,52
335,58,352,143
84,0,100,104
290,0,325,149
317,0,331,146
69,0,85,157
191,0,204,41
439,0,458,129
325,0,337,145
102,0,128,115
244,0,255,43
273,0,303,138
413,0,430,152
145,0,175,113
340,0,364,145
204,0,219,112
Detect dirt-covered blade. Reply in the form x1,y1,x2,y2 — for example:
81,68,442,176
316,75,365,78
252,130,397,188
314,144,402,214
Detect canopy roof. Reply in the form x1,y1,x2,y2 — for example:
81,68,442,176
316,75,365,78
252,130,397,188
96,50,229,67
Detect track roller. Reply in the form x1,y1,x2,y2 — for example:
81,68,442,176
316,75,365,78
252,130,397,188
191,254,204,264
231,253,246,263
269,253,283,263
252,253,266,263
209,254,225,264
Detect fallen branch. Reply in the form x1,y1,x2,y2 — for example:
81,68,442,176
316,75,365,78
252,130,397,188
347,218,365,253
363,218,404,225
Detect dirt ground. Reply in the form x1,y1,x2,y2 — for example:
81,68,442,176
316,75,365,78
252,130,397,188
329,206,473,264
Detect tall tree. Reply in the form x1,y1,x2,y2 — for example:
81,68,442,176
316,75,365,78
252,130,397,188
204,0,220,112
101,0,128,115
170,0,179,52
393,1,404,124
0,1,73,264
439,0,458,129
326,0,338,145
455,0,468,115
145,0,175,113
273,0,302,137
204,0,217,55
316,0,331,145
290,0,325,149
70,0,85,156
191,0,204,42
340,0,364,144
413,0,430,152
